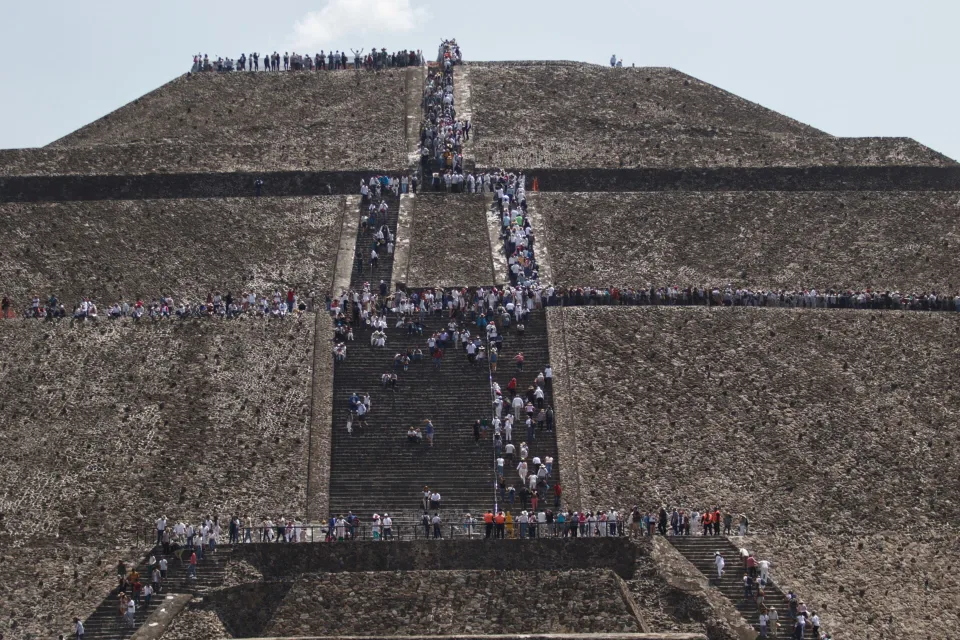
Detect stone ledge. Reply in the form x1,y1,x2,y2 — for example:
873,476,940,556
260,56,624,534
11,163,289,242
242,635,706,640
131,593,192,640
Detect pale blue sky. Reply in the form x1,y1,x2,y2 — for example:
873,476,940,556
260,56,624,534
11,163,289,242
2,0,956,159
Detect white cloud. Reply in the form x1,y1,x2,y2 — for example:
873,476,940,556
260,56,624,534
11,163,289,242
292,0,426,50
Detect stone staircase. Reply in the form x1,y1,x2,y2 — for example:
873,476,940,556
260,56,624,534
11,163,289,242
669,536,815,639
327,314,494,516
80,544,232,640
329,185,496,516
350,189,400,291
492,307,561,514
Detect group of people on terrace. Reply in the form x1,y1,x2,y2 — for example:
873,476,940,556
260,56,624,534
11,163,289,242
7,283,959,323
190,48,422,73
3,290,310,321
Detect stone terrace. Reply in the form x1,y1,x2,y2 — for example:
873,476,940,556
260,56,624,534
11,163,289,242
0,317,316,637
258,570,641,636
404,193,496,287
540,191,960,291
0,196,344,305
547,306,960,638
48,71,412,170
465,62,951,169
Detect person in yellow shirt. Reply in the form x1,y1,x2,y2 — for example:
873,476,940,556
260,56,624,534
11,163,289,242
505,511,514,538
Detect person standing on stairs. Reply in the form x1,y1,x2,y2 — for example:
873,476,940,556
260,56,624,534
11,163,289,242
424,419,435,446
125,597,136,628
714,551,725,581
155,515,167,546
432,513,442,538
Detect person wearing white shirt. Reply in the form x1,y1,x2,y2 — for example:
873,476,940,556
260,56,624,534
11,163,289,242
512,395,523,419
155,516,166,546
758,559,770,583
714,552,725,579
383,514,393,540
125,599,136,628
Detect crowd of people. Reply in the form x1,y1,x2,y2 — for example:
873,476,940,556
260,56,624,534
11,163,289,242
7,282,957,323
420,40,468,184
190,48,422,73
539,285,960,312
2,290,311,321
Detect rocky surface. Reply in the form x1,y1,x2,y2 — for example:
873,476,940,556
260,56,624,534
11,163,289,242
745,532,960,639
259,570,641,636
405,194,494,287
547,305,960,639
0,317,315,638
466,62,951,169
540,191,960,291
0,196,344,305
48,71,410,171
162,608,231,640
0,144,404,177
221,559,264,589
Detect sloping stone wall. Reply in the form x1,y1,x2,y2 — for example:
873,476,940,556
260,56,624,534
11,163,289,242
540,191,960,291
466,62,950,169
232,538,642,579
49,72,409,171
0,196,344,304
257,570,641,636
0,317,316,638
405,194,495,287
547,305,960,639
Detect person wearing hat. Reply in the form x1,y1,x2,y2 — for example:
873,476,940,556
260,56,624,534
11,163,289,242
714,551,725,580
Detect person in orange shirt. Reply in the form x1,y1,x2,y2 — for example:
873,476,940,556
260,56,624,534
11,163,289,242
712,508,722,536
494,511,506,539
483,511,494,539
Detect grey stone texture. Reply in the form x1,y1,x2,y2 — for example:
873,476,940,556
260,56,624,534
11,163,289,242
540,191,960,291
232,537,642,580
0,317,315,637
467,62,951,169
161,608,231,640
259,570,641,636
404,194,495,287
547,305,960,639
47,71,412,171
307,317,335,521
0,196,345,304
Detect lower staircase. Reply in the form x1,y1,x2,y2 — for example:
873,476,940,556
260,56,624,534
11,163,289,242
669,536,816,639
328,315,493,516
492,307,562,513
81,544,232,639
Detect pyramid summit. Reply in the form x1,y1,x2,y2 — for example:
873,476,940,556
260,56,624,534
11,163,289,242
1,43,958,640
